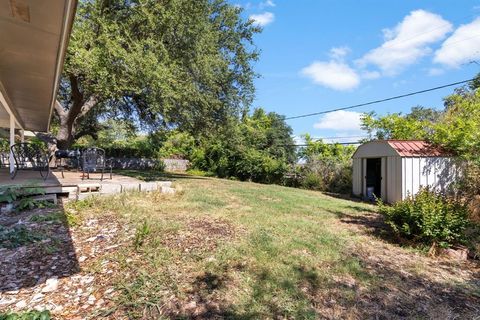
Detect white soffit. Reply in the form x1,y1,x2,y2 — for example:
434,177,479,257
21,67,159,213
0,0,77,132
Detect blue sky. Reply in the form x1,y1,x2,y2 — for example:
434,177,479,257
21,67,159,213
233,0,480,142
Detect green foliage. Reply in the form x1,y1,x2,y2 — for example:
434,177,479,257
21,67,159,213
134,220,151,250
191,108,295,183
157,131,196,159
0,226,44,249
291,135,355,193
378,188,470,247
0,311,51,320
29,212,63,223
431,89,480,161
0,186,47,212
59,0,259,145
361,106,440,140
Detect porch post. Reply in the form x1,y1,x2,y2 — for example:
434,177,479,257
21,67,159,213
20,129,24,143
9,113,15,174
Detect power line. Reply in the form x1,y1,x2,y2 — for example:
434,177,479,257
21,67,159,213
285,78,474,120
288,141,362,147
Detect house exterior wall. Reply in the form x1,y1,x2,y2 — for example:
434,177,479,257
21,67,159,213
401,157,458,199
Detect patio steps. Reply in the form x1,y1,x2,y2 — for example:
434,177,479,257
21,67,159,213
24,181,175,201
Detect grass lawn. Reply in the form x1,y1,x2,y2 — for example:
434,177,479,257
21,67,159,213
1,173,479,319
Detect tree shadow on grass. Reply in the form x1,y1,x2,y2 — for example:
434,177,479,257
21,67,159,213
347,250,480,319
0,204,79,293
115,169,207,182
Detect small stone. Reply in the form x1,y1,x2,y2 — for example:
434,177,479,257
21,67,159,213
87,295,96,305
79,256,88,263
15,300,27,308
185,301,197,310
0,298,16,306
31,293,44,303
42,277,59,293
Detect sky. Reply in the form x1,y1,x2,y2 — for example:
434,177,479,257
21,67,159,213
233,0,480,143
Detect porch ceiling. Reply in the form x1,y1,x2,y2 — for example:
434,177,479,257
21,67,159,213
0,0,77,132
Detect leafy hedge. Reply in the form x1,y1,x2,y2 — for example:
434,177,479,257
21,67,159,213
378,188,470,248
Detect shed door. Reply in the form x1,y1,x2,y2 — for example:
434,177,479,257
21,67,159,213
366,158,382,199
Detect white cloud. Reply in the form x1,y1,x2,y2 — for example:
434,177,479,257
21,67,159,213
301,60,360,91
249,12,274,26
314,110,363,132
434,17,480,67
329,46,351,60
428,67,445,76
361,70,381,79
259,0,275,8
358,10,452,75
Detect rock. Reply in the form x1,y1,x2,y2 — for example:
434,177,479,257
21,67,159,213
442,246,469,261
31,293,44,303
15,300,27,308
0,297,16,306
185,301,197,310
79,255,88,263
80,275,95,285
87,294,96,305
42,277,59,293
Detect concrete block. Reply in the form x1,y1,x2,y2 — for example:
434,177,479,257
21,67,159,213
157,181,172,188
122,183,140,192
140,182,158,192
100,184,122,194
161,186,176,195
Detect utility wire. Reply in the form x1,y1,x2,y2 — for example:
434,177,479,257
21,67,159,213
285,78,474,120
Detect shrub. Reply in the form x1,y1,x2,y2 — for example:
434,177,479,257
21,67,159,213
378,187,470,248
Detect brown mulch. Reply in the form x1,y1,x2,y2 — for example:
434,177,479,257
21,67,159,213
0,206,134,319
160,218,238,253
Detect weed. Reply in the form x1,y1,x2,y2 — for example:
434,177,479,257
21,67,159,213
0,226,44,249
133,220,151,250
0,310,51,320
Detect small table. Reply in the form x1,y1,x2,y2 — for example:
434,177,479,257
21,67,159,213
55,149,81,178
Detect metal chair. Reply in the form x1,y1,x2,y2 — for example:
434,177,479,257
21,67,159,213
81,147,112,181
10,143,51,181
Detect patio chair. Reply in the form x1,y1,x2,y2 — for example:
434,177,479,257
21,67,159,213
81,147,112,181
10,143,51,181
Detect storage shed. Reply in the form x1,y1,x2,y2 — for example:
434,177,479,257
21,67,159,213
352,140,458,203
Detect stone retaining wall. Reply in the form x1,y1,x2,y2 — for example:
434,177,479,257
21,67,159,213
109,158,189,172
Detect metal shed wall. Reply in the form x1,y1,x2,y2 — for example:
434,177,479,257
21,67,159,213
401,157,458,198
352,141,459,203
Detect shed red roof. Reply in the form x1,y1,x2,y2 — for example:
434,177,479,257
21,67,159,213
387,140,447,157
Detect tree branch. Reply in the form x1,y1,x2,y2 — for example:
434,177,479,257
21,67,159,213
54,100,66,118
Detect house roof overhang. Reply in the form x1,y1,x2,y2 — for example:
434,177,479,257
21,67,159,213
0,0,77,132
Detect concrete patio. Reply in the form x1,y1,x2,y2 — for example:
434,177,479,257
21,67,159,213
0,169,174,200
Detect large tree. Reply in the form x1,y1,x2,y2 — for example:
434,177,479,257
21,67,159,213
55,0,259,149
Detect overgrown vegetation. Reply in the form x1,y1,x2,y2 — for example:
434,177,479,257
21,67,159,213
0,311,51,320
68,176,479,318
287,135,355,193
378,188,470,248
0,225,44,249
0,186,48,212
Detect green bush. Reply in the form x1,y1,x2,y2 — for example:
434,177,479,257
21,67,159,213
378,188,470,247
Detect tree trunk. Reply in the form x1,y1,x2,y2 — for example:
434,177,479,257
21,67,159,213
55,74,97,149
